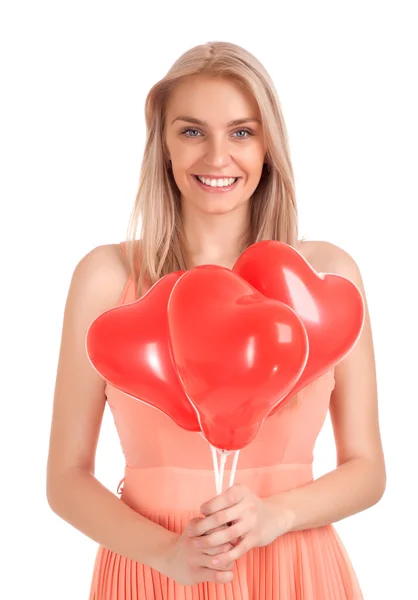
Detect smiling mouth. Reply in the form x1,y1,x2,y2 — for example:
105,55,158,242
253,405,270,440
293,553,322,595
193,175,240,188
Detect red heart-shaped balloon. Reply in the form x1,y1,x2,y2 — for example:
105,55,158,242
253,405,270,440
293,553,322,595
86,272,200,431
233,241,365,415
167,265,308,451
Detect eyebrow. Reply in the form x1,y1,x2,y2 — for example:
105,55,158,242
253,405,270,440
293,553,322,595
171,116,261,127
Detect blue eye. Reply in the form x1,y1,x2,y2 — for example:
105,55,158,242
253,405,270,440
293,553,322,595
180,128,254,138
181,128,201,137
233,129,253,138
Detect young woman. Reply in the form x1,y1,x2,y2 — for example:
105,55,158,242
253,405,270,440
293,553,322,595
47,41,386,599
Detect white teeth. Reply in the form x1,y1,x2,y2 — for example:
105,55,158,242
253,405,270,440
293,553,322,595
197,176,238,187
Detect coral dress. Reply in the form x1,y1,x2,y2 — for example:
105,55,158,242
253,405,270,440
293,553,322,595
88,242,363,599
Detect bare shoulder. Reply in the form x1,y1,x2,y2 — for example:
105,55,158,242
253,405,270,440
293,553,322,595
298,240,362,286
70,242,132,311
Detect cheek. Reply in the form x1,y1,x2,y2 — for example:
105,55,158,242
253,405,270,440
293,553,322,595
173,152,200,177
170,152,194,178
239,148,265,176
167,135,192,165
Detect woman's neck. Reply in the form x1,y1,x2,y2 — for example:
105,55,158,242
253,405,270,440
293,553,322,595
182,205,251,270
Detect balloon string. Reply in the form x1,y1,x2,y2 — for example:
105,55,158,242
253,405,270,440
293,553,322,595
209,446,240,494
218,452,228,494
210,445,220,494
229,450,240,488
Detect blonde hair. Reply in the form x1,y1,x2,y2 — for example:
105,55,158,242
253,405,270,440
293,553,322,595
125,41,300,298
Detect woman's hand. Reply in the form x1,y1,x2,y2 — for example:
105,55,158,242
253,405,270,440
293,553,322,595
157,517,236,586
187,484,291,567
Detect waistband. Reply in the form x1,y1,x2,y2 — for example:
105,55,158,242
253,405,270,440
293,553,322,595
117,463,313,513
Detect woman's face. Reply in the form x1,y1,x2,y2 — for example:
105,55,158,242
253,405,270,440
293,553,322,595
164,75,267,216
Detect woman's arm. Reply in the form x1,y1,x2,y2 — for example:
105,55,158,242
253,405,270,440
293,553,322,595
266,241,386,532
46,245,176,571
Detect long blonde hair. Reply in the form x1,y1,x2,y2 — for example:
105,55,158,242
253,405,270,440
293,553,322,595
125,41,299,298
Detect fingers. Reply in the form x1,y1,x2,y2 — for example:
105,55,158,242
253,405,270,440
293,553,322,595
186,516,205,532
209,534,254,566
187,536,234,566
198,567,234,584
195,504,243,536
203,542,234,556
203,523,229,535
197,552,234,572
200,483,248,517
183,518,237,585
195,519,251,549
185,527,235,570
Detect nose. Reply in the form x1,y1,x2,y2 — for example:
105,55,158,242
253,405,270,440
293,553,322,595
203,134,232,169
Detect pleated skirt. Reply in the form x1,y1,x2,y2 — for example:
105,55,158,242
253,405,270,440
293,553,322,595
88,509,363,599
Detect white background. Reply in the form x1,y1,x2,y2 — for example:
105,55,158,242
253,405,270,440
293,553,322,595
2,1,417,598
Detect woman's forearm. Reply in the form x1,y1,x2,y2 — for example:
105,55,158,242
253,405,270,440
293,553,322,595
265,457,386,533
47,468,176,570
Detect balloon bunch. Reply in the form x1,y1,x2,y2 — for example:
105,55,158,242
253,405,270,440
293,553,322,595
86,241,364,495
